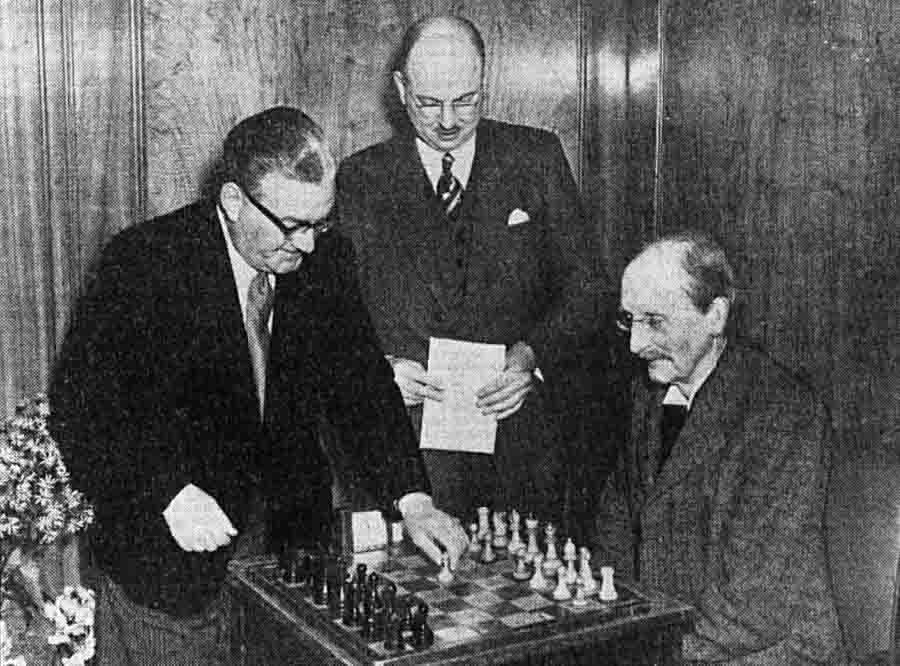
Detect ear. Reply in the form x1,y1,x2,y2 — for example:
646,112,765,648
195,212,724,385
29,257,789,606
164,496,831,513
392,71,407,101
706,296,730,337
219,182,244,221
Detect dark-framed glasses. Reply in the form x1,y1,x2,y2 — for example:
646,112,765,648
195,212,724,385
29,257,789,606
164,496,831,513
241,186,332,237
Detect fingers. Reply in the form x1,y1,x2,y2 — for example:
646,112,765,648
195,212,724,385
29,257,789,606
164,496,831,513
408,524,443,565
405,511,469,569
392,358,444,405
476,371,533,417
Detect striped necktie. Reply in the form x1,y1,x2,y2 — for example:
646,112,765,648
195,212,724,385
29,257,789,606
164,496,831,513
436,151,462,216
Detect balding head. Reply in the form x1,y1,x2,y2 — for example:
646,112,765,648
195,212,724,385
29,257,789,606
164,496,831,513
620,231,732,389
393,15,485,152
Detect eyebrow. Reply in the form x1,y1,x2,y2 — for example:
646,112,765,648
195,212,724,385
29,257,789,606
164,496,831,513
415,91,479,104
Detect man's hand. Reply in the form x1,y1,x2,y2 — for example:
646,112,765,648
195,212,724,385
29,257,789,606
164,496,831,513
163,483,237,552
387,356,444,406
398,493,468,570
475,341,537,420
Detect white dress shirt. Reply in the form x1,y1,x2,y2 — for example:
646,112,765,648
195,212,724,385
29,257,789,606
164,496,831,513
217,208,274,332
416,134,477,192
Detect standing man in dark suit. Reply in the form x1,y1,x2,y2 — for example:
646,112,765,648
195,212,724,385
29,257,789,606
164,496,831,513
594,231,843,663
337,15,615,524
50,107,467,665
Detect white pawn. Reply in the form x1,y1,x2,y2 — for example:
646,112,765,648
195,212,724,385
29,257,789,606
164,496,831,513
542,524,561,577
512,551,531,581
437,552,454,585
579,547,597,595
572,581,588,606
552,565,572,601
468,522,481,554
563,538,578,584
507,510,524,555
481,529,497,563
524,515,540,563
529,554,548,591
477,506,490,539
599,565,618,601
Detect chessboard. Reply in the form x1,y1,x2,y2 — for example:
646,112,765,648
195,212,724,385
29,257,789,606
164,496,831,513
244,548,652,666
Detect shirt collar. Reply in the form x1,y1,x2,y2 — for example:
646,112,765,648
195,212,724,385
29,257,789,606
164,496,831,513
415,132,477,191
662,339,727,410
217,207,274,324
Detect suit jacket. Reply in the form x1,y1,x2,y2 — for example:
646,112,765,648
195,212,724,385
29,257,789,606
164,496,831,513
50,201,425,616
337,119,616,522
593,344,843,663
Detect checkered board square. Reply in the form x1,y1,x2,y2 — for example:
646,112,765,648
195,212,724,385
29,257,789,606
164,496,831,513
248,549,651,664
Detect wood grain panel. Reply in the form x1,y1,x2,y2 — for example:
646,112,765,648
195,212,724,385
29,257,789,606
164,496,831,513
145,0,581,213
583,0,659,280
658,0,899,438
0,0,142,412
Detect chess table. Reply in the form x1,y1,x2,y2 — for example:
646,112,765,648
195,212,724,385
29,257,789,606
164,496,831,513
227,545,695,665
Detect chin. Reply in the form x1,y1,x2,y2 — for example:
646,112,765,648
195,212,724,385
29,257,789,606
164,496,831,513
647,361,675,385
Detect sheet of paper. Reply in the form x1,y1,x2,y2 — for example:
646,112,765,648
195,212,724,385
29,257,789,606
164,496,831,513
420,337,505,454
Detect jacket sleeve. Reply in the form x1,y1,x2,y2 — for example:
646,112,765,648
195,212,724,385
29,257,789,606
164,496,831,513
683,399,841,663
49,234,196,518
316,235,429,514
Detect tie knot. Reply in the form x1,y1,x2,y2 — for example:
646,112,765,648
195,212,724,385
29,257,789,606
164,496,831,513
441,152,454,173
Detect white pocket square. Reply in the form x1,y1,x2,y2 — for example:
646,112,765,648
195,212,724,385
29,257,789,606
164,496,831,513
507,209,530,226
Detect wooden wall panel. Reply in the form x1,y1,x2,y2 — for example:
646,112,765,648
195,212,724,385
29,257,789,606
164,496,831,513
145,0,581,214
658,0,899,439
0,0,141,413
583,0,659,280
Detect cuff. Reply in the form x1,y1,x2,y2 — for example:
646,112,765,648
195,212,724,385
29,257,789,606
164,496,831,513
395,492,433,517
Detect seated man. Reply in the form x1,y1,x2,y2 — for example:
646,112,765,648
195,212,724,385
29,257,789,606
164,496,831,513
593,230,843,663
50,106,467,665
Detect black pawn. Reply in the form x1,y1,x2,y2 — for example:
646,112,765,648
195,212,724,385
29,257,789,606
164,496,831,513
341,575,356,626
418,601,434,648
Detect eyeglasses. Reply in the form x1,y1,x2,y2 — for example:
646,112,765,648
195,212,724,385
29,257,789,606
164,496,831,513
410,92,481,120
241,186,332,237
615,309,669,335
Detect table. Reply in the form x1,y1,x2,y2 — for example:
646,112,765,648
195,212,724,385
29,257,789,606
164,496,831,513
227,545,695,665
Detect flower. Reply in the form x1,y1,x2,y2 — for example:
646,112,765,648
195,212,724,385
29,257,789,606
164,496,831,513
1,396,96,665
44,586,96,665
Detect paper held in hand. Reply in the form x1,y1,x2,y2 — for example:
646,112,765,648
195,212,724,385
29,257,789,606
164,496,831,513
420,337,505,455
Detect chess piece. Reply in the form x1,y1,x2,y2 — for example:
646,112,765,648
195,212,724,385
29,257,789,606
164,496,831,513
579,547,597,595
341,574,356,625
552,565,572,601
508,509,524,555
542,524,561,577
572,581,588,606
481,529,497,563
437,551,454,584
477,506,490,539
468,522,481,554
512,551,531,581
524,515,540,563
383,610,397,650
492,511,508,550
417,601,434,648
563,538,578,584
529,554,548,591
599,566,618,601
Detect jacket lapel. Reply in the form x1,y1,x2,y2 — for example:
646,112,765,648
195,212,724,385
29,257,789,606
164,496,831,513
645,347,739,505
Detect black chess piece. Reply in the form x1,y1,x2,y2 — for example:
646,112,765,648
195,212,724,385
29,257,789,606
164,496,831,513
354,564,368,624
418,601,434,648
341,575,356,626
383,611,397,650
372,586,386,641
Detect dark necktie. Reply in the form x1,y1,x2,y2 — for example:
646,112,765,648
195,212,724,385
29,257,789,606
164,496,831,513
435,152,462,217
658,403,688,474
246,271,274,418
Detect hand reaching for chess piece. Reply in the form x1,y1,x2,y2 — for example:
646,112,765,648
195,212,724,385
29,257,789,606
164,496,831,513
398,492,468,569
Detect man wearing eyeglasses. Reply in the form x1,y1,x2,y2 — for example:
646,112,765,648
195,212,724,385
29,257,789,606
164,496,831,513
337,15,616,527
50,107,467,665
593,231,843,663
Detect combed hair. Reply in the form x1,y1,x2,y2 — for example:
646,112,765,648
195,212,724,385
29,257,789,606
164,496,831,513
394,15,485,76
222,107,329,196
647,230,736,312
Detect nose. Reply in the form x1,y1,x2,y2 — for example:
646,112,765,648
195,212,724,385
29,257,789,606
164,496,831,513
288,228,315,254
439,102,456,127
629,324,651,356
